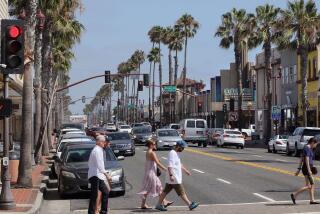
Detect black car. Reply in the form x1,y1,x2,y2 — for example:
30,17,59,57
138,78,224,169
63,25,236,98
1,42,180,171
131,126,152,145
55,144,125,197
108,132,135,156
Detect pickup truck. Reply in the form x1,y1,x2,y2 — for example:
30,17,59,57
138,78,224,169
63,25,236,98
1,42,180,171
240,124,256,138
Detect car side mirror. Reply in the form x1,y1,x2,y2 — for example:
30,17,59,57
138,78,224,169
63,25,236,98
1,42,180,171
117,156,125,161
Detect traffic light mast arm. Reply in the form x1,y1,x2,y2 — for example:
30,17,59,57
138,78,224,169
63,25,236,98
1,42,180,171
56,73,147,92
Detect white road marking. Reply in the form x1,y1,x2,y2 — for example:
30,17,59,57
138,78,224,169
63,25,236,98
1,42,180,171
161,157,167,160
192,169,205,174
252,155,263,158
253,193,275,202
217,178,231,184
276,159,288,162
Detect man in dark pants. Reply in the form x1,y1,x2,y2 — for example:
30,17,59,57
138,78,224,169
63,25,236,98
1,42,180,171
88,135,112,214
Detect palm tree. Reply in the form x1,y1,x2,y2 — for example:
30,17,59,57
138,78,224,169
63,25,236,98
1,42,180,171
162,27,175,85
254,4,280,141
117,62,128,121
10,0,38,188
147,47,160,122
176,14,199,117
215,8,255,130
278,0,320,126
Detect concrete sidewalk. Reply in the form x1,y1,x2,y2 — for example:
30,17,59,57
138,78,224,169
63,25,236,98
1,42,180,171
0,156,49,214
105,202,320,214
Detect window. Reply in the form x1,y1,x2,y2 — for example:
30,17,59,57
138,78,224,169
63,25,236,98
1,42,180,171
66,148,92,163
196,120,205,128
186,120,195,128
282,68,285,84
293,65,297,81
308,60,312,79
285,67,289,84
289,67,294,83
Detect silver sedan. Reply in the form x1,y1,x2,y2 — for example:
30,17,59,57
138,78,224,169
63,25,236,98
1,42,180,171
153,129,183,150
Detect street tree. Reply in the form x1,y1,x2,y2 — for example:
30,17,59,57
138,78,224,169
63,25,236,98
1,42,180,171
215,8,256,130
176,14,199,117
277,0,320,126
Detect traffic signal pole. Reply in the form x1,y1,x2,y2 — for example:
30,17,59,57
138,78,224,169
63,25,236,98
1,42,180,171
0,74,15,209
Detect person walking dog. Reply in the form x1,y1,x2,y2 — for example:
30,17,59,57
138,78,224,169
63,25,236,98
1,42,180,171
156,140,199,211
291,137,319,205
88,135,112,214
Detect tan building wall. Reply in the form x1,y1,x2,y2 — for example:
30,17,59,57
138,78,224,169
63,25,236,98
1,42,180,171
0,0,8,19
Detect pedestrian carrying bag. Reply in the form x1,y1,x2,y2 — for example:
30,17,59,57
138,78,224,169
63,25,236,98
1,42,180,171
156,167,161,177
311,166,318,175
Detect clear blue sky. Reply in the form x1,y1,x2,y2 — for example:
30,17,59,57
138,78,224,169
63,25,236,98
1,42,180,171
68,0,315,114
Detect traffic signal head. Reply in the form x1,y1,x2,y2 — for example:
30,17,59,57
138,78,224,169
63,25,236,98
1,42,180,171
143,74,149,86
1,19,25,74
230,98,235,111
198,102,203,113
223,103,227,113
0,99,12,117
138,80,143,91
105,70,111,84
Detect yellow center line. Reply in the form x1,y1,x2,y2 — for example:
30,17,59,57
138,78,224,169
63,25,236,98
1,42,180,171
185,148,320,181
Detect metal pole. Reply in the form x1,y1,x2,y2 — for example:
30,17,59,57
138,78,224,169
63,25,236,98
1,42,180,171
0,74,16,209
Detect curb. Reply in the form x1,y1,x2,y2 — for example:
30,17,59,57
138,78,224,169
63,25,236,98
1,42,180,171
26,175,48,214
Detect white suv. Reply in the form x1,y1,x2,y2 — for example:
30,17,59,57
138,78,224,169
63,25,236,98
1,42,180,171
287,127,320,157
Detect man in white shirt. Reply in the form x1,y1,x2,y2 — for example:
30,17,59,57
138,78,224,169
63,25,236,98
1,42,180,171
88,135,112,214
156,140,199,211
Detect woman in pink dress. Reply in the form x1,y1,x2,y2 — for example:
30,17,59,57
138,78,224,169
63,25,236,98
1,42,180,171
138,140,173,209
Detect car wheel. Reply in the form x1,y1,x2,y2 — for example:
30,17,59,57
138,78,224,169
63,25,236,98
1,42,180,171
267,145,272,153
198,142,202,147
240,145,244,149
203,142,208,148
118,190,126,196
293,144,300,157
58,178,66,198
286,143,292,156
272,145,277,154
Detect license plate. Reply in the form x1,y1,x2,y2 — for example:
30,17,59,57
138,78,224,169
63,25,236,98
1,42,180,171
114,150,119,153
88,183,91,189
196,131,203,134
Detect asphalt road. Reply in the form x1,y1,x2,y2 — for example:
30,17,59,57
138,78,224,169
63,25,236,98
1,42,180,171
40,144,320,214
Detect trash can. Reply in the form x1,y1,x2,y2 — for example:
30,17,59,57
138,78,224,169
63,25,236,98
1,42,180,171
9,151,20,184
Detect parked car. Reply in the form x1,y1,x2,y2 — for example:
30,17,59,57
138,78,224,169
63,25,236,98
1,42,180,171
169,123,180,130
57,133,92,147
118,125,132,133
287,127,320,156
131,123,144,128
106,123,117,132
55,144,125,197
216,129,245,149
179,118,208,147
267,135,288,153
60,128,81,136
108,132,135,156
207,128,224,145
153,129,182,150
241,124,256,138
131,126,152,145
60,123,84,131
141,122,152,127
86,127,108,137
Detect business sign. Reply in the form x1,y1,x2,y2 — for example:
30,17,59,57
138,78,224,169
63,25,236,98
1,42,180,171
271,106,281,121
224,88,253,101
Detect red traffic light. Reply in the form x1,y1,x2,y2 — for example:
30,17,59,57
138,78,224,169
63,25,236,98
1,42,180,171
8,25,22,39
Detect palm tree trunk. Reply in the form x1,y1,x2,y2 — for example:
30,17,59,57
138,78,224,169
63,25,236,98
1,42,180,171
265,40,272,141
169,50,173,85
174,50,178,122
152,62,156,122
149,43,155,122
136,64,141,122
183,30,188,117
34,28,42,154
159,43,163,125
300,46,308,126
17,0,37,187
234,40,243,130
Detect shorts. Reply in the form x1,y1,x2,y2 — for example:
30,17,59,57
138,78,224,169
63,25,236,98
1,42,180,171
163,183,186,196
302,164,315,185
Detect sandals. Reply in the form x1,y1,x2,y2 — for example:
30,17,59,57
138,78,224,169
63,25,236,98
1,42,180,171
164,201,174,208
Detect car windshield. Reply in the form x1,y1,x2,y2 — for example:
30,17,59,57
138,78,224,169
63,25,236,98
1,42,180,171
91,127,105,131
58,140,91,152
133,123,143,127
120,125,130,129
279,135,288,139
133,128,151,134
302,129,320,136
66,148,92,163
107,123,114,126
226,131,242,135
61,123,84,130
171,125,180,129
108,132,130,140
158,130,179,137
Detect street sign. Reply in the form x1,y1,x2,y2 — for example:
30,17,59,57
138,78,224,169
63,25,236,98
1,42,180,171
163,85,176,93
228,112,238,121
272,106,281,121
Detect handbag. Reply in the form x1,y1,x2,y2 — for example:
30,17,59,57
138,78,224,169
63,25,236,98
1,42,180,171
156,167,161,177
311,166,318,175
